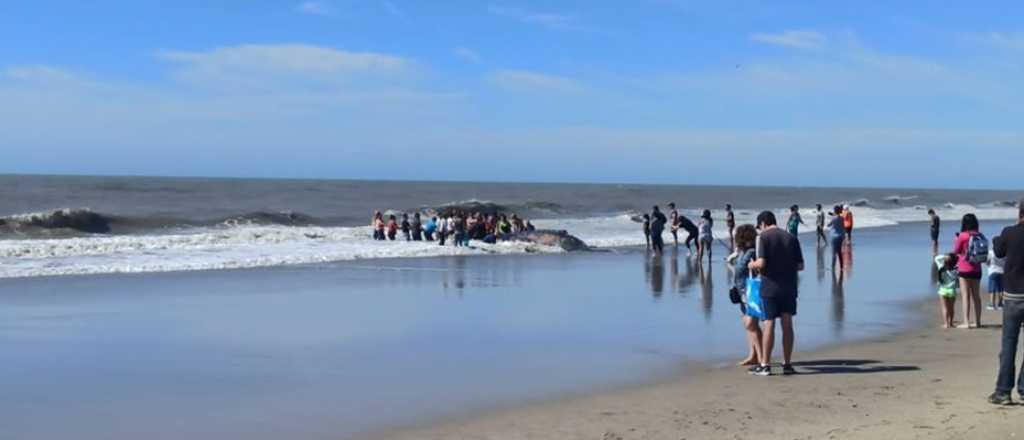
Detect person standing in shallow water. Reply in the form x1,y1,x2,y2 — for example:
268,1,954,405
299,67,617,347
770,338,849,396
668,203,680,247
842,205,854,245
697,209,714,264
787,205,805,237
411,213,423,241
642,214,652,251
827,205,846,272
650,206,667,255
386,215,398,241
929,209,941,254
815,204,827,246
989,199,1024,405
400,214,411,241
725,204,736,250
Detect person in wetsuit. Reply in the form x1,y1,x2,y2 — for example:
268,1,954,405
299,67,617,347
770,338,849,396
650,206,667,255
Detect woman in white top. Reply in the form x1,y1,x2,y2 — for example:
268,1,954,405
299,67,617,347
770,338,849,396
988,243,1006,310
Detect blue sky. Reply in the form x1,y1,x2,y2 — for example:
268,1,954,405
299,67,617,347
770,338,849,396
1,1,1022,188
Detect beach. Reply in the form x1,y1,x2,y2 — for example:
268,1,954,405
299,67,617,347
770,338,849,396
1,176,1021,439
2,220,1019,439
376,305,1019,440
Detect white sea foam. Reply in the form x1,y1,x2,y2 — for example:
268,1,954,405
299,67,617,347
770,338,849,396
0,204,1017,279
0,226,563,279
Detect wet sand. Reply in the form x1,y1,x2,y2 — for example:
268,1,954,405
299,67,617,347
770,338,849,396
375,304,1020,440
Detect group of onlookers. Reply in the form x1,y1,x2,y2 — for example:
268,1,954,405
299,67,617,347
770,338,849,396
642,203,729,263
370,211,535,246
924,200,1024,406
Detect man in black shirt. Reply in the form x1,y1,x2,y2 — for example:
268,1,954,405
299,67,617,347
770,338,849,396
749,211,804,376
650,206,667,255
990,199,1024,405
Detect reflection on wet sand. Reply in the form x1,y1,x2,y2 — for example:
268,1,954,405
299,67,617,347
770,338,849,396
842,243,854,279
645,252,665,296
700,264,713,320
832,272,845,334
677,257,699,296
815,244,826,283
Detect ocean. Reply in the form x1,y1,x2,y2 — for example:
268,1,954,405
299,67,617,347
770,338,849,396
1,174,1021,439
0,174,1019,278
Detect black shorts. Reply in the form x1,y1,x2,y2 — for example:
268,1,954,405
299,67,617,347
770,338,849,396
960,272,982,281
762,295,797,320
930,230,939,241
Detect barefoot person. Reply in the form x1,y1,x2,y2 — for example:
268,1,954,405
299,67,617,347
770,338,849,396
841,205,854,245
989,200,1024,405
748,211,804,376
935,253,959,329
650,206,667,255
827,205,846,272
815,204,827,246
953,213,986,328
642,214,652,251
787,205,805,237
668,203,680,247
929,209,941,254
697,209,714,264
987,243,1005,311
731,224,762,366
678,213,699,254
725,204,736,249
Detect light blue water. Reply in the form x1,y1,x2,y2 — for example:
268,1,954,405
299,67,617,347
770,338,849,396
0,221,1009,439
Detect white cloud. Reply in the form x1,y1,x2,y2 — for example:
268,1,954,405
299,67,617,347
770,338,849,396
961,31,1024,51
487,5,577,30
3,65,82,84
489,69,585,94
750,30,826,50
156,44,410,88
453,47,481,63
296,2,332,16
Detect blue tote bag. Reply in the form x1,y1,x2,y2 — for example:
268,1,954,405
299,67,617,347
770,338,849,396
745,276,766,320
744,236,766,319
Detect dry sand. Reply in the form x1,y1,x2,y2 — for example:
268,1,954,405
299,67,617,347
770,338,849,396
372,305,1021,440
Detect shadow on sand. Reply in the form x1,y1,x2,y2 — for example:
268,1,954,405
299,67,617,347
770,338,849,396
791,359,920,375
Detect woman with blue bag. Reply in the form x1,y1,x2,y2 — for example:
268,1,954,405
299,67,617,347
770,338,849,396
730,224,764,367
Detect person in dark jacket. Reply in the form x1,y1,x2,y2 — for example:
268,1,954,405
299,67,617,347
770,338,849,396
990,198,1024,405
650,206,667,255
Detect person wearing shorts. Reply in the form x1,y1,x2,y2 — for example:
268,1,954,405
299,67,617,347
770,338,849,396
954,214,984,328
935,253,959,328
748,211,804,376
988,244,1005,310
732,224,762,367
828,205,846,272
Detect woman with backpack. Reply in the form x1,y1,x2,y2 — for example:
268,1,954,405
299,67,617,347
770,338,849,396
953,213,987,328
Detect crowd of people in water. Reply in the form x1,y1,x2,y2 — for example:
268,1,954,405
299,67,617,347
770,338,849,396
636,202,859,377
640,202,856,261
368,198,1024,403
369,211,536,246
